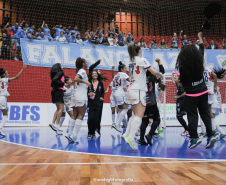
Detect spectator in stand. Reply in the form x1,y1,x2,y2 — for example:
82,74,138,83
188,40,192,45
149,40,158,49
83,35,91,45
76,33,83,44
91,37,100,46
42,21,50,36
11,23,21,35
26,24,35,35
138,38,147,48
159,39,167,49
26,29,34,39
0,32,10,60
14,26,27,61
51,32,57,41
35,28,42,38
180,30,188,45
108,26,115,36
67,32,77,43
112,38,118,46
127,31,134,44
37,32,52,41
64,29,70,40
4,23,13,36
172,32,178,42
53,25,64,36
56,31,66,43
171,37,178,49
153,38,157,44
100,35,109,46
90,31,98,43
117,31,124,46
114,24,119,34
70,26,78,36
108,33,115,46
222,39,226,49
207,40,218,50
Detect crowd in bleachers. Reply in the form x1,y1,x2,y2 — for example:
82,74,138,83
1,21,226,61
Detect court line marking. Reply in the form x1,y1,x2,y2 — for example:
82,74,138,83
0,160,224,165
1,139,226,162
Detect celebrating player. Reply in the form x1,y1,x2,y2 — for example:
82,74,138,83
0,64,27,136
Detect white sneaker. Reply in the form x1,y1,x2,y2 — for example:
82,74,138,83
181,131,189,136
0,129,6,136
121,133,128,142
111,123,122,133
126,136,138,150
65,133,73,142
49,123,57,131
56,129,63,135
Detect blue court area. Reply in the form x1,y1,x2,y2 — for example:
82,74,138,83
1,126,226,160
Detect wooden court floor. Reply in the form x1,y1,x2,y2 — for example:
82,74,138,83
0,141,226,185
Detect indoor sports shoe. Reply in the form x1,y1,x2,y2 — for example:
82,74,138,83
126,137,138,150
220,134,226,139
121,133,127,142
87,134,92,139
92,134,96,138
189,138,202,149
153,133,159,138
145,134,153,145
70,134,79,143
138,139,148,145
56,128,63,135
198,132,207,138
0,129,6,136
96,129,101,136
181,131,189,136
157,128,164,134
112,123,122,133
65,133,73,142
206,136,216,149
49,123,57,131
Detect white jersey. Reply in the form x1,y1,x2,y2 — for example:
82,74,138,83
203,68,214,94
72,69,88,101
64,85,74,104
128,56,151,92
109,81,116,100
113,72,129,97
0,78,10,97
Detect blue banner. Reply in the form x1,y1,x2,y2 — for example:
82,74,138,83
21,38,226,72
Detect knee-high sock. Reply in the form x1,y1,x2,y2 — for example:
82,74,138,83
128,116,142,141
116,109,122,123
125,116,134,136
200,118,206,133
0,115,7,129
116,109,128,127
59,117,65,127
112,114,115,123
211,118,216,131
140,117,149,141
73,119,83,137
122,115,127,127
68,118,76,135
216,123,225,134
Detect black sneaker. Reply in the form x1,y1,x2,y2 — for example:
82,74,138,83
87,134,92,139
206,136,217,149
145,134,152,145
92,134,96,138
138,139,148,145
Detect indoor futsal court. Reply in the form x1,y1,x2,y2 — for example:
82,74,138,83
1,0,226,184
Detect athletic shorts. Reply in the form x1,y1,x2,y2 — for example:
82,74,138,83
51,89,64,103
144,104,160,120
110,98,117,108
127,89,146,107
71,99,87,108
113,95,128,106
0,96,8,110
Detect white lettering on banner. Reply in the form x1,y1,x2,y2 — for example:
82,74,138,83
96,49,114,67
152,52,168,69
26,43,43,63
168,52,179,69
80,48,96,65
42,45,61,64
61,46,75,65
116,51,130,67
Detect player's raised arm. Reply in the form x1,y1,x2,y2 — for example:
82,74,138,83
9,64,27,82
